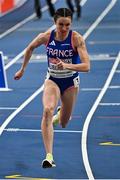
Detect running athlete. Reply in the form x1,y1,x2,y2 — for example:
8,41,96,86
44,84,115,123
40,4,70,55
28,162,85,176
14,8,90,168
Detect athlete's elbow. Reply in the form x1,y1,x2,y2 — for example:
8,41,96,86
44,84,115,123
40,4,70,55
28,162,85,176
27,44,34,52
86,64,90,72
84,63,90,72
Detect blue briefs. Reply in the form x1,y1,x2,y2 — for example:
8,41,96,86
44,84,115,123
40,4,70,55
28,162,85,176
47,73,80,95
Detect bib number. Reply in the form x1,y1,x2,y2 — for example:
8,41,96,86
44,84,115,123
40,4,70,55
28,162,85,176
73,76,80,88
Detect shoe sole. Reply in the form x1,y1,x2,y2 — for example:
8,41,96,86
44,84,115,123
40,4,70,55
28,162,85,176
42,160,56,168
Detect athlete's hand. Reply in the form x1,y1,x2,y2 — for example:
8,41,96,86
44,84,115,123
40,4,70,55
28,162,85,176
57,59,67,70
14,69,24,80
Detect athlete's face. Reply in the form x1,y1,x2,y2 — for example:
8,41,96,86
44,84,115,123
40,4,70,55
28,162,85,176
55,17,72,35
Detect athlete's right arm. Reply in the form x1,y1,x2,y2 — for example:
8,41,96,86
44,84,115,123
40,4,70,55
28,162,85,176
14,31,50,80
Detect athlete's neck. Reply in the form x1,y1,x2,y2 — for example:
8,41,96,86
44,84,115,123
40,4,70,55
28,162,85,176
55,31,69,41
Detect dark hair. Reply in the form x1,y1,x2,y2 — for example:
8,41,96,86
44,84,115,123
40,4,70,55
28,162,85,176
54,8,73,22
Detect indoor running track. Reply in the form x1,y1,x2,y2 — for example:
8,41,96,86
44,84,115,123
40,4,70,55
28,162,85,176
0,0,120,179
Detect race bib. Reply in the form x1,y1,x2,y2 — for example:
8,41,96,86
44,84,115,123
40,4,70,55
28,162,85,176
73,76,80,88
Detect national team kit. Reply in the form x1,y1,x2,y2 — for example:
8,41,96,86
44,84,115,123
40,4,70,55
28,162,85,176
46,30,80,94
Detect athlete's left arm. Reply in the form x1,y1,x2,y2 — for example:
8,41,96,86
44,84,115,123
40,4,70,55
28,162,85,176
74,33,90,72
58,33,90,72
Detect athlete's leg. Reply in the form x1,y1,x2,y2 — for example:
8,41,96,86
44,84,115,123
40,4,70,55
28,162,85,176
66,0,74,13
46,0,55,17
41,79,60,155
34,0,42,18
60,87,79,128
75,0,81,18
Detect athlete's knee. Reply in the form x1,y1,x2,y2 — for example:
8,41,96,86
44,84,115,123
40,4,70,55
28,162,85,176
43,106,54,121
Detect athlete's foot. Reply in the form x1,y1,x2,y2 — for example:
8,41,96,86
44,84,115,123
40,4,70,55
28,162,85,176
42,153,56,168
52,106,61,127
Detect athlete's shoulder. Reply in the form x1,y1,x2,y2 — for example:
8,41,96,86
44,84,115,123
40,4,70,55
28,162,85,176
72,31,83,41
44,30,52,38
37,30,51,44
72,31,85,48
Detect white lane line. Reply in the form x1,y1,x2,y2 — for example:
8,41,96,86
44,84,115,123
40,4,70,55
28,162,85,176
99,103,120,106
0,107,17,110
4,128,82,133
82,0,118,179
7,53,115,63
0,1,117,179
89,40,120,45
82,50,120,180
0,0,57,39
83,0,117,40
5,49,26,70
109,85,120,89
92,25,120,29
4,25,55,70
0,85,44,135
81,0,88,6
0,14,35,39
82,86,120,91
81,88,101,91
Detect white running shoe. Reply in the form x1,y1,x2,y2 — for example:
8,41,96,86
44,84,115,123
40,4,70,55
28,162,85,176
42,153,56,168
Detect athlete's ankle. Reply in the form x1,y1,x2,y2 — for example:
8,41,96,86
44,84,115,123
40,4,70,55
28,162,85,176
46,153,53,160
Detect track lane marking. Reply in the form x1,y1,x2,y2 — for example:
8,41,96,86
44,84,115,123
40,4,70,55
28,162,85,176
4,128,82,133
82,51,120,179
100,142,120,146
0,85,44,135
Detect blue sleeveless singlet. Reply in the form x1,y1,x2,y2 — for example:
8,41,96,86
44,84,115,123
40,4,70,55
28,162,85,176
45,30,81,94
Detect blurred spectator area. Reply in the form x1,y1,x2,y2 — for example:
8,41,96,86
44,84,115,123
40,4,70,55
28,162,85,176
0,0,27,14
0,0,40,34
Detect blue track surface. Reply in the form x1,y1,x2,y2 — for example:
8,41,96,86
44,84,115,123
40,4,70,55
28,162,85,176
0,0,120,179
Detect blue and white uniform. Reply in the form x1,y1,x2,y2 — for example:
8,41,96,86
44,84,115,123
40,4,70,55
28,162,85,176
46,30,81,94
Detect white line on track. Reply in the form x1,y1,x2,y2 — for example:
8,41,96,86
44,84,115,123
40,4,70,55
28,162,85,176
6,53,115,64
99,103,120,106
4,24,55,70
0,107,17,110
89,40,120,45
0,84,44,135
81,88,101,91
83,0,118,40
4,128,82,133
109,85,120,89
82,51,120,180
92,25,120,29
2,85,120,111
0,0,118,179
81,0,88,6
82,0,118,179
